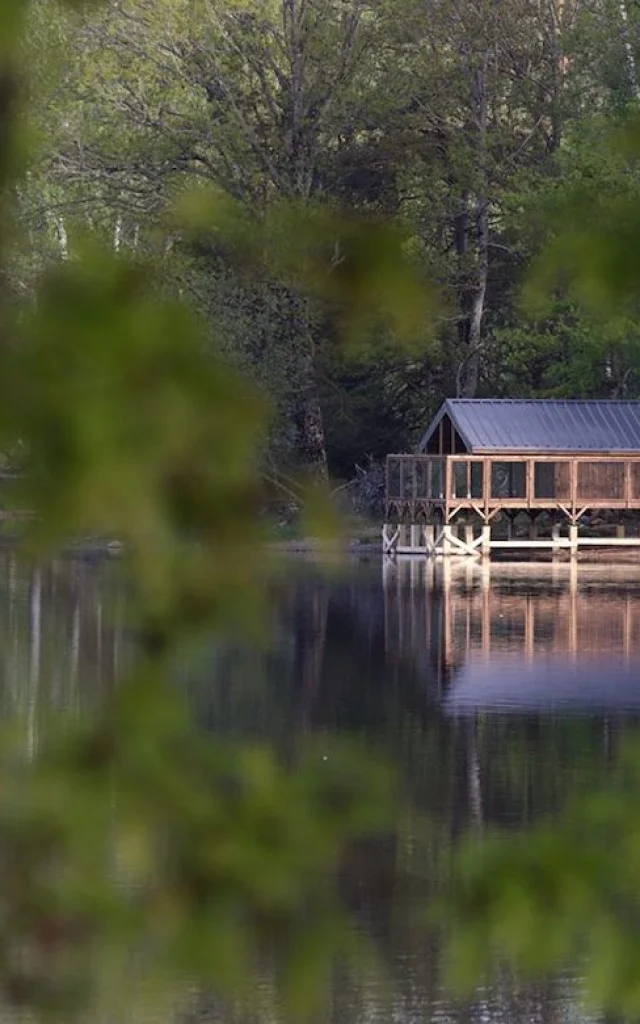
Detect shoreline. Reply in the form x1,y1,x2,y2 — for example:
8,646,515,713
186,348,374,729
4,532,640,564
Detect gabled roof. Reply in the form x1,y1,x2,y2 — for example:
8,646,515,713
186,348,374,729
418,399,640,453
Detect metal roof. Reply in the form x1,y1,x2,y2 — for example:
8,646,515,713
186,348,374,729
418,399,640,453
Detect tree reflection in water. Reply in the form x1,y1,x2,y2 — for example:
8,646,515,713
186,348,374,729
181,558,639,1024
1,552,632,1023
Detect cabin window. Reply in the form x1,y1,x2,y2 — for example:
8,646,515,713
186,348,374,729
388,459,401,498
534,461,570,500
454,461,483,499
471,462,483,499
454,462,467,498
400,460,414,498
491,462,526,499
429,460,444,498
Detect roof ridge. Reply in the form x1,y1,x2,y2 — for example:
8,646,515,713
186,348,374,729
448,398,640,404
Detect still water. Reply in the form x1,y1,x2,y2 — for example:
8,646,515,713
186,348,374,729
4,551,640,1022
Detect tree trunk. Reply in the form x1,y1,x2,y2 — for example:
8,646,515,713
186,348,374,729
618,0,640,100
282,0,312,198
56,216,69,260
291,293,329,480
114,214,122,252
460,197,488,398
545,0,567,153
297,348,329,481
457,53,489,398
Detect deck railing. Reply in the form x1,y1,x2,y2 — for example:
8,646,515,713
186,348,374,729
385,453,640,521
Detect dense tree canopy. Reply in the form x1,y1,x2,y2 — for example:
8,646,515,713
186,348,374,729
15,0,640,477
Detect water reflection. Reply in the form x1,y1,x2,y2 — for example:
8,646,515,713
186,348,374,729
183,558,640,1024
0,551,125,747
383,559,640,702
0,550,632,1023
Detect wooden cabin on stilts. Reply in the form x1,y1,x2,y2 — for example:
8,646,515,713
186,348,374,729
383,399,640,558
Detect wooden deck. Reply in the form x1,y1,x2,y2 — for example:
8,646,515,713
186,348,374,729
384,453,640,557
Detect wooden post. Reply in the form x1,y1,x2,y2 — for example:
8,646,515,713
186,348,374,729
382,524,398,554
442,525,453,557
616,524,625,539
464,524,475,550
481,524,491,557
484,457,490,520
411,524,423,551
625,460,632,508
527,458,534,508
551,522,561,555
444,458,452,513
411,457,417,522
569,523,578,557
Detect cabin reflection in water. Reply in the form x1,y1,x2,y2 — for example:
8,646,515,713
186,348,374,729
383,559,640,709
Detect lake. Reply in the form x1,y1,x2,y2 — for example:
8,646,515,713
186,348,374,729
5,551,639,1023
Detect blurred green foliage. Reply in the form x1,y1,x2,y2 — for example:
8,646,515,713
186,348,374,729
1,244,268,643
176,191,435,355
0,0,404,1019
523,119,640,315
0,679,392,1018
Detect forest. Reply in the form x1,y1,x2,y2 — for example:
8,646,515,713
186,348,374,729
17,0,640,483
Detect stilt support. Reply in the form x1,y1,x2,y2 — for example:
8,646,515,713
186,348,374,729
442,525,453,557
481,525,491,557
383,517,640,558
